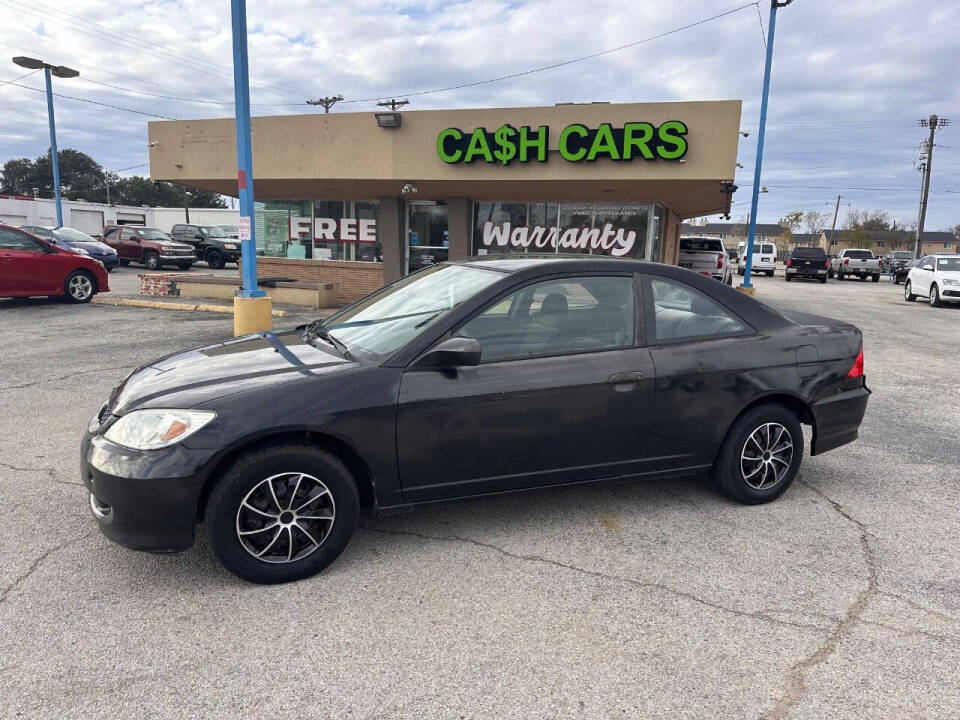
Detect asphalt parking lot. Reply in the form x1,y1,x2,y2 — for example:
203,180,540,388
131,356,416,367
1,269,958,719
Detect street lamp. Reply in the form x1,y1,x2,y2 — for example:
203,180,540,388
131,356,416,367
12,56,79,227
741,0,793,291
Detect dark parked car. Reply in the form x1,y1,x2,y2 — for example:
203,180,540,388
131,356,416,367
1,223,110,302
785,246,829,283
21,226,119,271
101,225,196,270
82,257,870,583
170,223,241,269
892,259,917,284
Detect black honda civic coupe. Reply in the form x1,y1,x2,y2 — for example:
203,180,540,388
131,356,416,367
82,256,870,583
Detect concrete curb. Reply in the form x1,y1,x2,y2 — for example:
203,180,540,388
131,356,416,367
91,296,288,317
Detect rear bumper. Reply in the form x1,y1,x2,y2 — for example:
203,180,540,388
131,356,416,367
811,385,870,455
81,430,207,552
786,267,827,277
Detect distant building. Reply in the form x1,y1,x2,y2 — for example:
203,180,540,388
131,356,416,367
681,222,790,258
819,229,955,255
0,194,238,234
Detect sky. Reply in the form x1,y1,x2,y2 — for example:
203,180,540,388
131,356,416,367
0,0,958,231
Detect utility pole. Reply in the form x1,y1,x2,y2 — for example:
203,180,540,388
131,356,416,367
183,187,191,223
306,95,344,113
742,0,794,291
828,194,841,246
914,115,950,258
376,98,409,111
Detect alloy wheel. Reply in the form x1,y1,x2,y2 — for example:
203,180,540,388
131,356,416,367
740,422,793,490
68,274,93,301
235,472,335,564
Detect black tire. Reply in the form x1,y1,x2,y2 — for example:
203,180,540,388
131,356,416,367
738,267,744,277
64,270,96,303
177,263,193,271
904,280,917,302
766,270,774,277
828,270,834,278
893,276,901,285
106,267,114,273
206,249,225,269
726,273,733,286
143,251,160,270
712,403,803,505
929,284,942,307
819,275,827,284
785,274,792,282
871,274,880,283
206,442,359,584
119,259,130,266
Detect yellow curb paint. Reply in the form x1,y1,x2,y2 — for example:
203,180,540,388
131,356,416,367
736,285,757,297
233,296,274,336
91,296,286,317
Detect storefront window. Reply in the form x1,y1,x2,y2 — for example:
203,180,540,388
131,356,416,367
472,201,652,259
407,202,449,273
254,200,382,262
650,204,665,263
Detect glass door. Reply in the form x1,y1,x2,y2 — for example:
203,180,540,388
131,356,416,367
405,201,449,275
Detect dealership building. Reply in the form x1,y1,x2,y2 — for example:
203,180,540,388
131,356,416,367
149,100,741,302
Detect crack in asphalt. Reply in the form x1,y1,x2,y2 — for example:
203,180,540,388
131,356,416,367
0,365,135,391
878,590,960,625
763,478,879,720
0,461,84,487
858,619,960,646
0,530,96,605
361,524,835,633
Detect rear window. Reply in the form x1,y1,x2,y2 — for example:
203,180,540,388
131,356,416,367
792,247,826,259
760,244,775,255
680,238,724,252
845,250,873,259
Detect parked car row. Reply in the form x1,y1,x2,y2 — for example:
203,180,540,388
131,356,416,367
678,236,733,285
904,255,960,307
829,249,882,282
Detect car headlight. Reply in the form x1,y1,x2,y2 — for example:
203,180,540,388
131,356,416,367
223,243,238,250
104,409,216,450
943,279,959,286
73,247,90,255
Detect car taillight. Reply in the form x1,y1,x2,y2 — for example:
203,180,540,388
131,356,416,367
824,258,830,269
844,258,849,265
786,258,793,268
717,254,724,270
846,347,864,379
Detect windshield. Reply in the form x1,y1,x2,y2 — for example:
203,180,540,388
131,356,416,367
793,247,825,259
52,227,96,243
680,238,724,252
138,228,172,241
200,225,228,238
893,251,913,259
317,264,503,361
218,225,237,233
937,258,960,271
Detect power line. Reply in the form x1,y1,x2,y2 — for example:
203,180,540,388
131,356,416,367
754,3,767,51
338,1,761,104
4,79,177,119
740,183,960,194
0,68,38,87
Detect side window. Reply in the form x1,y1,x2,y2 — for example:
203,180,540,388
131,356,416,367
455,275,635,363
0,229,44,251
103,227,118,239
648,276,747,342
171,225,182,237
120,228,137,240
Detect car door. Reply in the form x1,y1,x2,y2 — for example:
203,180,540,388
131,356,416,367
912,256,931,294
395,273,657,502
117,227,141,261
641,274,760,469
0,228,61,293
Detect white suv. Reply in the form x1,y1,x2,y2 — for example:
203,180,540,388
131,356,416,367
904,254,960,307
737,241,777,277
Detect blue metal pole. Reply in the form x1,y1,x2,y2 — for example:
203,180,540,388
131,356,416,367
743,1,780,289
230,0,263,298
44,66,63,228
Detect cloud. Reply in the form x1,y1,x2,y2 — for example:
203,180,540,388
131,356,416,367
0,0,957,228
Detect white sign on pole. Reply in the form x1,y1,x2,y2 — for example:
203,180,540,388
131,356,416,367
238,216,251,240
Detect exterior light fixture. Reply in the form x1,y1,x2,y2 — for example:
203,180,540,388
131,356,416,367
12,56,45,69
375,112,402,128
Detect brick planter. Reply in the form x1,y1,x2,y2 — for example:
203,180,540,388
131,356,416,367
244,257,384,305
139,272,215,297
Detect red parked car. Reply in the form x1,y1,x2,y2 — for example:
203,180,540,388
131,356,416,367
0,223,110,303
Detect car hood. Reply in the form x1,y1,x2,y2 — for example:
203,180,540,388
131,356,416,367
158,241,194,250
72,240,115,254
106,330,354,415
936,270,960,281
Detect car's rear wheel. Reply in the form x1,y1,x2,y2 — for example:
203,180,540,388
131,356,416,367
143,251,160,270
713,403,803,504
64,270,95,303
871,274,880,283
838,269,845,280
819,275,827,284
905,280,917,302
929,284,942,307
206,443,359,584
118,259,130,266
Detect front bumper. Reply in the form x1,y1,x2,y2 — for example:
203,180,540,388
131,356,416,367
159,254,196,263
940,286,960,300
81,429,209,552
95,255,119,269
810,385,871,455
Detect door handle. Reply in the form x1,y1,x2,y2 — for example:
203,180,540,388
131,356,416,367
607,371,644,388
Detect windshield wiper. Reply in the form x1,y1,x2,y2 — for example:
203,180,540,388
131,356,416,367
303,321,353,360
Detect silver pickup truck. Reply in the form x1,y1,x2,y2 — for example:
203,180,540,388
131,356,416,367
830,249,881,282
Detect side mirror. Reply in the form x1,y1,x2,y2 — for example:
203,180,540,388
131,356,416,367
412,337,481,370
923,264,934,271
195,233,204,240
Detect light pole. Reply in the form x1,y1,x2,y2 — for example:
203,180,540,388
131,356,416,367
741,0,792,291
230,0,269,334
12,56,79,227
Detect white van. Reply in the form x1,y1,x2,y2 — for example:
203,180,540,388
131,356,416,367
737,241,777,277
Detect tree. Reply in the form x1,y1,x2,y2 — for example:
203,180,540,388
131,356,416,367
846,209,891,232
779,210,803,242
0,148,225,208
803,210,830,237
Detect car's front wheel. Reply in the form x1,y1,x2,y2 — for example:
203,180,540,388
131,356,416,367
64,270,96,303
712,403,803,504
206,443,359,584
205,249,226,269
905,280,917,302
143,251,160,270
929,284,942,307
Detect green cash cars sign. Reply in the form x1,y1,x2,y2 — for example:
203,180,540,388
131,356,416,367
436,121,688,165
